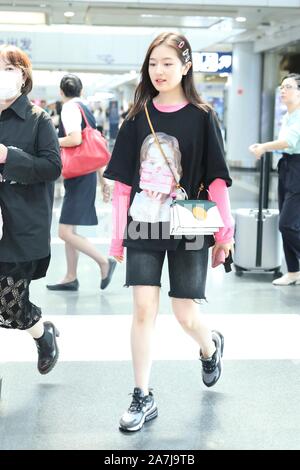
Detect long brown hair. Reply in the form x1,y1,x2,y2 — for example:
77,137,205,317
0,45,33,95
127,32,210,119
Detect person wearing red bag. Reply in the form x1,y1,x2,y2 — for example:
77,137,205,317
46,74,116,291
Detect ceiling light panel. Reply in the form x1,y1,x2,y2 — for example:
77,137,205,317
0,11,46,24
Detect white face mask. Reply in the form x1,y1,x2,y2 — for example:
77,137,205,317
0,70,22,100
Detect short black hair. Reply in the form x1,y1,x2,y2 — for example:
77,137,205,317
60,74,83,97
281,73,300,88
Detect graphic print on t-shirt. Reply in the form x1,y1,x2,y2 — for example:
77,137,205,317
129,132,182,223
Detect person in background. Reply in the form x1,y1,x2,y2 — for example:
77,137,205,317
94,104,105,134
50,100,62,131
104,32,234,432
0,45,61,374
108,101,120,140
46,74,116,292
249,73,300,286
40,99,50,114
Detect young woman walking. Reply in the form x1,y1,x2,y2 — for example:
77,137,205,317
104,32,234,432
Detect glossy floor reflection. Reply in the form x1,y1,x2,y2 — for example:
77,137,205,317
1,361,299,450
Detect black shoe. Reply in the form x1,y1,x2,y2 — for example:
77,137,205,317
100,259,117,290
34,321,60,375
200,330,224,388
119,387,158,432
46,279,79,291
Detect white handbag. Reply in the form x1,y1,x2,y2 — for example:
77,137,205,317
144,104,224,236
170,198,224,236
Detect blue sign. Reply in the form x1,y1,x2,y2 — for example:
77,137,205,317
0,37,32,57
192,52,232,74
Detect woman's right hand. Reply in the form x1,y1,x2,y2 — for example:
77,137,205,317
0,144,8,163
114,255,124,263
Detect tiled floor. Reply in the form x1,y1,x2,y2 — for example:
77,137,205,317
0,170,299,450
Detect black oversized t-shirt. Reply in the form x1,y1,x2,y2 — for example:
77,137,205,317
104,101,232,251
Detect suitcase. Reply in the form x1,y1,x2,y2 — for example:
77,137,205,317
233,155,283,276
233,208,282,274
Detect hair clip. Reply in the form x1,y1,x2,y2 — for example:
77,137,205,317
182,49,191,63
177,41,191,63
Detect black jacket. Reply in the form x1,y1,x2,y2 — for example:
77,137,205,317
0,94,61,265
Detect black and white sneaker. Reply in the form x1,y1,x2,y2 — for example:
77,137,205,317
119,387,158,432
200,330,224,387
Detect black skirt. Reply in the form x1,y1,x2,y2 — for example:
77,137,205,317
59,172,98,226
0,259,43,330
0,256,50,280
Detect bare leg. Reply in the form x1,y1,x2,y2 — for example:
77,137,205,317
131,286,160,395
172,298,215,358
26,318,45,339
61,239,80,282
58,224,109,278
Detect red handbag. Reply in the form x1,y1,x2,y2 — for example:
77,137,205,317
61,105,111,179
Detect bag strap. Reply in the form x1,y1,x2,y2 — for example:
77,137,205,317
144,103,205,198
76,103,91,129
144,103,181,188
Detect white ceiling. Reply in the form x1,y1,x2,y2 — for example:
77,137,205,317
1,1,299,100
0,1,300,52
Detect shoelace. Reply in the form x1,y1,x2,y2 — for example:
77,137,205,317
201,352,218,373
128,393,146,412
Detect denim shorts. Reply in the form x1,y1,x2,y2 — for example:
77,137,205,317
125,239,209,300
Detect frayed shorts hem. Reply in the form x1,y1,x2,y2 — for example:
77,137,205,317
168,292,207,303
124,283,162,288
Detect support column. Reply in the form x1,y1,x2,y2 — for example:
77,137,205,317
226,42,262,169
261,52,281,143
260,52,281,206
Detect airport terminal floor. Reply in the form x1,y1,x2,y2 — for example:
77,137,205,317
0,170,299,450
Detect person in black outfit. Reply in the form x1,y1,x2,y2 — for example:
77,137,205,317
249,73,300,285
46,74,116,291
0,45,61,374
104,32,234,432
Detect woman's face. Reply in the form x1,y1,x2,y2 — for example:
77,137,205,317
0,56,23,102
280,78,300,106
148,44,189,94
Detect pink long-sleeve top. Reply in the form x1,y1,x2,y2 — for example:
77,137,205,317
109,102,234,257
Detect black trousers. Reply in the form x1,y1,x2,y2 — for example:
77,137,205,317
0,261,42,330
278,154,300,272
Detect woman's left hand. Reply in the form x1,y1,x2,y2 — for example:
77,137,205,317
0,144,8,163
249,143,265,159
212,241,234,260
